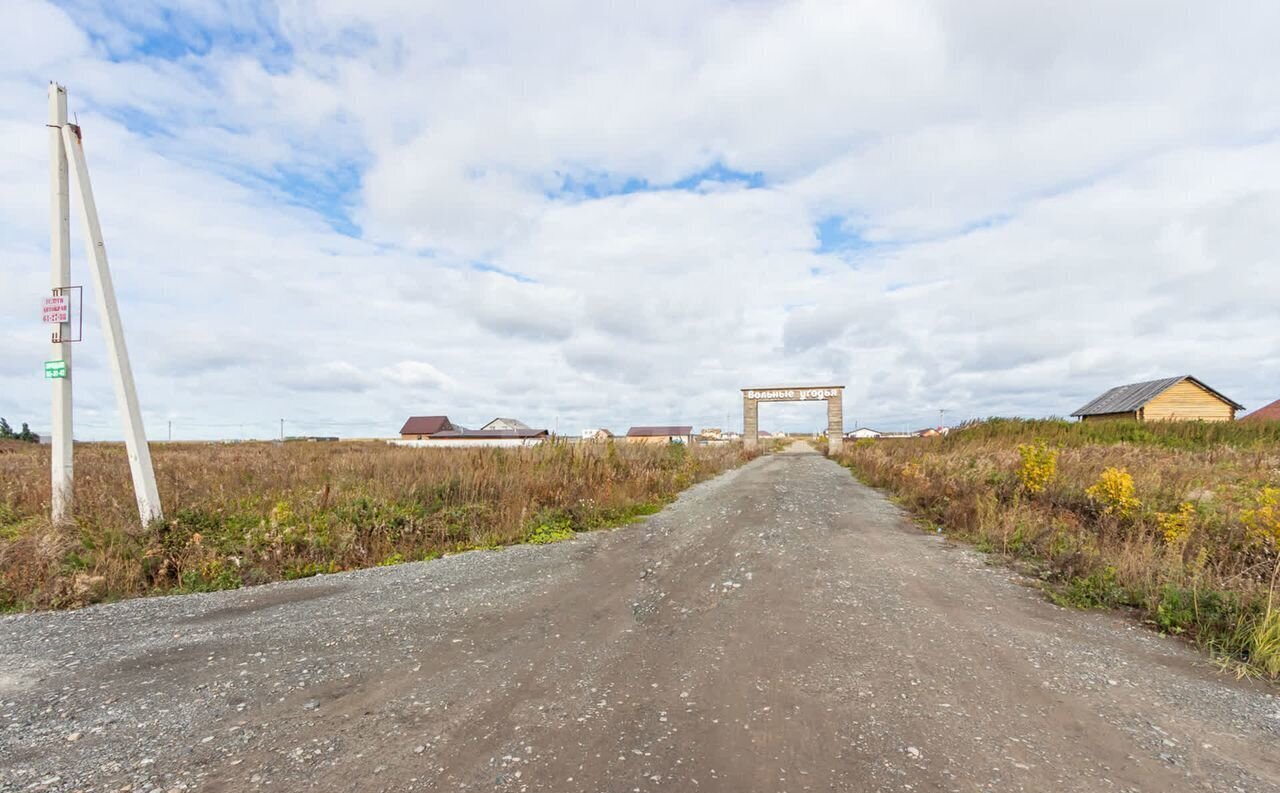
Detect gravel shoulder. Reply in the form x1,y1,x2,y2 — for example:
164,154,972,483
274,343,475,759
3,444,1278,792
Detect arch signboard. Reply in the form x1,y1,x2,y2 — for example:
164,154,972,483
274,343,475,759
742,385,844,453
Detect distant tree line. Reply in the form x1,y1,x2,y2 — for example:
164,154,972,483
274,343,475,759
0,418,39,443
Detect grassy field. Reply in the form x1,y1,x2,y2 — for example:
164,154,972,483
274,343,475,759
833,419,1280,678
0,439,754,611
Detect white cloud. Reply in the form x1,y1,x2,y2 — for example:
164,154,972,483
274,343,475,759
1,0,1278,439
0,0,90,74
378,360,454,389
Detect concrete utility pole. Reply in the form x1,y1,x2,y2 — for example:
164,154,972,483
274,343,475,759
48,84,73,523
61,117,163,525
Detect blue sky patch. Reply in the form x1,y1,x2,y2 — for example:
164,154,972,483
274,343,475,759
89,94,365,238
814,215,877,254
265,162,364,237
99,105,170,139
551,161,765,201
132,24,212,59
671,163,765,190
471,262,537,283
63,1,294,69
554,171,651,200
955,212,1013,235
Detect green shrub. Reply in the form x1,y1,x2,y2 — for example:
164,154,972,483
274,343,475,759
283,561,340,580
1052,567,1135,609
177,562,241,593
525,510,574,544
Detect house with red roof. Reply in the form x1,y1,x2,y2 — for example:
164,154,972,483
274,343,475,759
399,415,458,440
1241,399,1280,423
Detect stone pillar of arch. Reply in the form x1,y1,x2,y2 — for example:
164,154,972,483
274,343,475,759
743,393,760,451
827,394,843,453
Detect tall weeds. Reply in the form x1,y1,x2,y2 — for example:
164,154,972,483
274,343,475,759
834,419,1280,678
0,439,752,610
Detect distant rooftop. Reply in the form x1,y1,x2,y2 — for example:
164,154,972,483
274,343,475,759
1241,398,1280,423
428,429,549,440
481,417,532,430
627,425,693,437
400,415,455,435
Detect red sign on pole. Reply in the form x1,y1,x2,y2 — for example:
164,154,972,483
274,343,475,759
43,295,70,324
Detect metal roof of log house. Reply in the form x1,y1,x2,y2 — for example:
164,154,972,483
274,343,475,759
1071,376,1244,417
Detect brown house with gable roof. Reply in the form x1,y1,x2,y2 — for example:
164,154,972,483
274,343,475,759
399,415,458,440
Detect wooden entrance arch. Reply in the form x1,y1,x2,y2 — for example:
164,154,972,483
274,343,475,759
742,386,844,453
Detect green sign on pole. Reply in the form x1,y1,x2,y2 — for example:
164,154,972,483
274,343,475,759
44,359,67,379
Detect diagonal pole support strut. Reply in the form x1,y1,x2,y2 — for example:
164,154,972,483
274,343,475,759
61,122,163,525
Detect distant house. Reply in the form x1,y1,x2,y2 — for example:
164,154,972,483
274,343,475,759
1241,399,1280,423
399,415,458,440
700,428,737,445
414,428,550,447
1072,376,1244,423
627,426,694,445
846,428,883,439
481,417,532,432
580,428,614,441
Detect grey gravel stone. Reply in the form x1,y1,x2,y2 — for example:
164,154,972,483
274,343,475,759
1,444,1277,792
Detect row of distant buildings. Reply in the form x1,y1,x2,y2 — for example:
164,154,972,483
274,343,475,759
394,416,703,447
391,377,1279,449
397,415,549,446
393,416,807,447
844,427,950,440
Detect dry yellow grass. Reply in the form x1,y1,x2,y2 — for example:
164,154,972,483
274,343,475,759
0,438,753,610
833,419,1280,677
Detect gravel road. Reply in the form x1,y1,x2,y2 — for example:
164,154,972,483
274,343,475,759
3,444,1279,792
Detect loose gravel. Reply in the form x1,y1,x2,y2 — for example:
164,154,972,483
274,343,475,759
3,444,1278,792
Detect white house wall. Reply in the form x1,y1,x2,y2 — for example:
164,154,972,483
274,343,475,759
388,438,547,448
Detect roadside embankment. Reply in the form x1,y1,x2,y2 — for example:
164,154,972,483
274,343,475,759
832,418,1280,678
0,439,753,610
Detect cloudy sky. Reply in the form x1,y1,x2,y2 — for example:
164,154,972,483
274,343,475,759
2,1,1277,439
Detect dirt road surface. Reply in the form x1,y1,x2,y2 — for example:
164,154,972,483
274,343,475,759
4,444,1279,792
